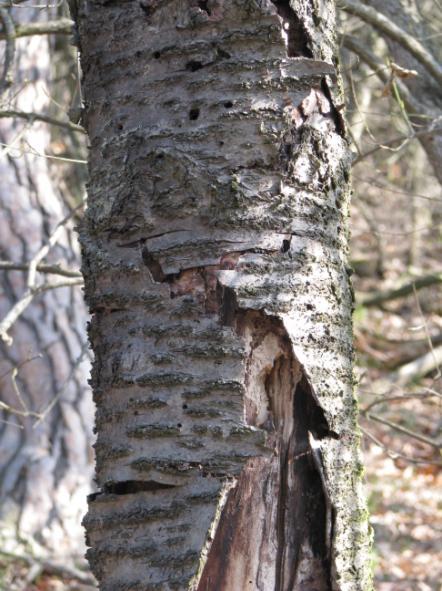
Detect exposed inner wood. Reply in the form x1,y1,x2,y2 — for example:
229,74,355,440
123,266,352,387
197,311,334,591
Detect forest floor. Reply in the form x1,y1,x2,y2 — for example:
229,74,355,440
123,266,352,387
363,417,441,590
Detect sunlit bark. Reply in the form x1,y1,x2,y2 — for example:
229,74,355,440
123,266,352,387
77,1,372,588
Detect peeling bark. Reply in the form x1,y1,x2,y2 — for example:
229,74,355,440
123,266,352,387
76,0,371,589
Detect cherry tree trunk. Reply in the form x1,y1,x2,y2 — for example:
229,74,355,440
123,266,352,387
0,7,93,557
77,0,372,589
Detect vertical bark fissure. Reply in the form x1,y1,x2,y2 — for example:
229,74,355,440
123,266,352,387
270,0,313,58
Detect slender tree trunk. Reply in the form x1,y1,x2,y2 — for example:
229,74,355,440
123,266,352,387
0,7,93,557
77,0,371,589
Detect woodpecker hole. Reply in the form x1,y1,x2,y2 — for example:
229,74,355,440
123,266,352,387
186,60,204,72
189,108,200,120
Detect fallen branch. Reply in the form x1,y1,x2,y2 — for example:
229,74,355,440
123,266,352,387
388,344,442,386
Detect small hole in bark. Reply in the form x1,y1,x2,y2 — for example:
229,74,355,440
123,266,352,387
135,50,142,58
153,51,161,59
216,47,231,59
177,423,182,428
281,239,291,252
117,123,123,130
186,60,204,72
198,0,211,15
182,404,188,409
189,108,200,120
223,101,233,108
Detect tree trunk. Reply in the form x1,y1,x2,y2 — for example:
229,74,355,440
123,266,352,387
0,6,93,558
77,0,371,589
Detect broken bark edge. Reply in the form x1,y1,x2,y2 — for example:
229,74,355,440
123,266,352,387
192,304,339,591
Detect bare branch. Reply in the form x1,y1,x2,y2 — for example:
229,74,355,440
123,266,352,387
0,17,73,40
363,411,441,450
359,272,442,307
341,0,442,86
352,124,442,165
0,205,84,345
361,426,442,466
0,278,83,345
362,392,440,414
0,260,82,278
341,33,421,114
0,109,85,133
33,342,89,427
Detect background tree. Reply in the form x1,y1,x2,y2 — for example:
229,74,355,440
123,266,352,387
0,0,94,573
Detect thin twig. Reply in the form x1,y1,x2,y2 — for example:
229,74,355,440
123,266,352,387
0,206,84,345
33,342,89,427
362,392,440,414
341,33,421,115
341,0,442,85
0,260,82,278
412,284,442,382
0,139,87,164
364,412,441,450
352,125,442,165
361,426,442,466
0,109,85,133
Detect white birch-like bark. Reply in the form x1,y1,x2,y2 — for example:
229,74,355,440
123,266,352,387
76,0,372,589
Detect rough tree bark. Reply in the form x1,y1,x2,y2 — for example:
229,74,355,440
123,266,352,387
76,0,371,589
0,7,94,557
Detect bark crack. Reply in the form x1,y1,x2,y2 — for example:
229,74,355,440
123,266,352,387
196,309,338,591
89,480,176,500
270,0,313,58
